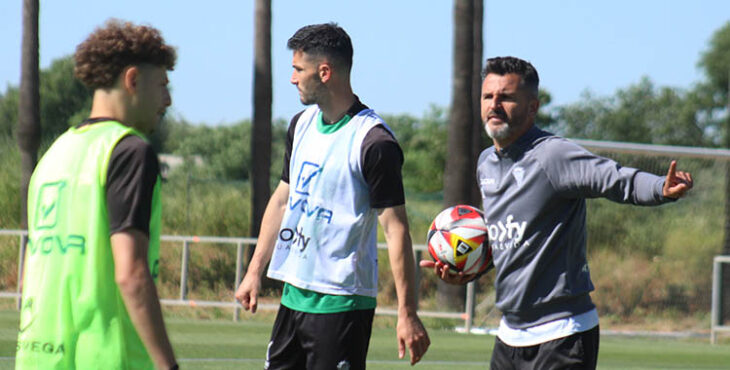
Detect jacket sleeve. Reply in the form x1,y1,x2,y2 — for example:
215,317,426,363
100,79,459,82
538,138,669,205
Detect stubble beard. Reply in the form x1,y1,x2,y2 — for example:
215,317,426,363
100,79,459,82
300,93,316,105
299,80,327,106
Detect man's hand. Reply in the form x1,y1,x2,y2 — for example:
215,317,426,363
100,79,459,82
377,205,431,365
234,273,261,313
419,260,475,285
397,309,430,365
663,160,693,199
234,181,290,314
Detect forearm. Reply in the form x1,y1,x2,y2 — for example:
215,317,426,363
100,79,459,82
247,214,283,276
380,206,430,364
387,232,419,313
247,181,289,276
380,206,418,313
117,271,176,369
112,231,176,369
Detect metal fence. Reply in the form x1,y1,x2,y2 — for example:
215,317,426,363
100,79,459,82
0,229,480,331
6,141,730,338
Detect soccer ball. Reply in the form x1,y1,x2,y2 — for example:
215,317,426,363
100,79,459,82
427,205,492,275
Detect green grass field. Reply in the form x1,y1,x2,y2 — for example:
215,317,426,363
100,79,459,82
1,309,729,369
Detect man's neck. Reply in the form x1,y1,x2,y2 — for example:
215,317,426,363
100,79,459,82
88,90,129,125
491,124,535,151
492,135,517,152
319,90,355,124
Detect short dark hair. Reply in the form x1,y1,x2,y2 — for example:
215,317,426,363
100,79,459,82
74,19,176,89
484,56,539,97
287,23,353,72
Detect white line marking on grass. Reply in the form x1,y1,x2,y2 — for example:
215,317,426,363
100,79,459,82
368,360,489,365
177,358,488,365
179,358,262,362
1,357,488,366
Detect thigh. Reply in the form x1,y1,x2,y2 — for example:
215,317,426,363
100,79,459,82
299,309,375,370
266,305,306,370
534,325,600,370
490,336,517,370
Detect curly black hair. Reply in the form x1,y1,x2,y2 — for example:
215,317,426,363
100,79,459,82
74,19,176,89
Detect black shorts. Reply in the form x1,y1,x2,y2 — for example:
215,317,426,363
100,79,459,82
265,304,375,370
490,325,600,370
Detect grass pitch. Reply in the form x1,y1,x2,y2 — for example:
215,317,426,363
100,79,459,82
1,309,729,369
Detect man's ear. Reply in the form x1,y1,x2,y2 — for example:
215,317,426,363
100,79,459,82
318,63,332,83
121,66,139,94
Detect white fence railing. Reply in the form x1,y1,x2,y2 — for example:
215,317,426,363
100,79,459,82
0,229,479,332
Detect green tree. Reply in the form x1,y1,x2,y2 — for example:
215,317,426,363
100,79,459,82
166,118,287,184
697,20,730,323
0,87,19,138
698,21,730,105
39,57,92,139
0,56,91,143
173,121,251,180
554,77,709,146
536,89,555,129
384,106,449,193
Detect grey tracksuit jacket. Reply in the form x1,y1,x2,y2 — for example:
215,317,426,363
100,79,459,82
477,126,672,329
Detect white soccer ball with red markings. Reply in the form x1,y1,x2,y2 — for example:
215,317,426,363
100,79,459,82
427,205,492,275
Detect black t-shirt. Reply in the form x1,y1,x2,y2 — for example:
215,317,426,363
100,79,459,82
281,99,406,208
78,118,160,236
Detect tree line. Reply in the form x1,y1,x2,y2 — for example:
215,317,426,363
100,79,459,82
3,0,729,314
3,21,729,157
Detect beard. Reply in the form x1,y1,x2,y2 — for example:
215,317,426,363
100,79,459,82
485,121,512,141
299,80,327,105
300,92,317,105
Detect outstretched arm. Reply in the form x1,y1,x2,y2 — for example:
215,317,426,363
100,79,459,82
663,160,693,199
235,181,290,313
378,205,430,365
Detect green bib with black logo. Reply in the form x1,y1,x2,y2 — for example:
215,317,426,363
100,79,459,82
16,121,161,370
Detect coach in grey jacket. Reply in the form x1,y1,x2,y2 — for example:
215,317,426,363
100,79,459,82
422,56,693,369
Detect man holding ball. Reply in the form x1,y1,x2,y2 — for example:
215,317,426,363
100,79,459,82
422,56,693,369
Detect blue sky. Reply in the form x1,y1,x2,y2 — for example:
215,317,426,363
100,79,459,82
0,1,728,125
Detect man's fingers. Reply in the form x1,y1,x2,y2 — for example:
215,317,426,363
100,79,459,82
678,171,694,188
408,334,430,365
419,260,436,268
249,294,258,313
410,346,418,365
410,342,424,365
666,160,677,180
236,288,258,313
398,338,405,359
663,160,695,199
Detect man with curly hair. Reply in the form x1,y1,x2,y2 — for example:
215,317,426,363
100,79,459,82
16,19,178,369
